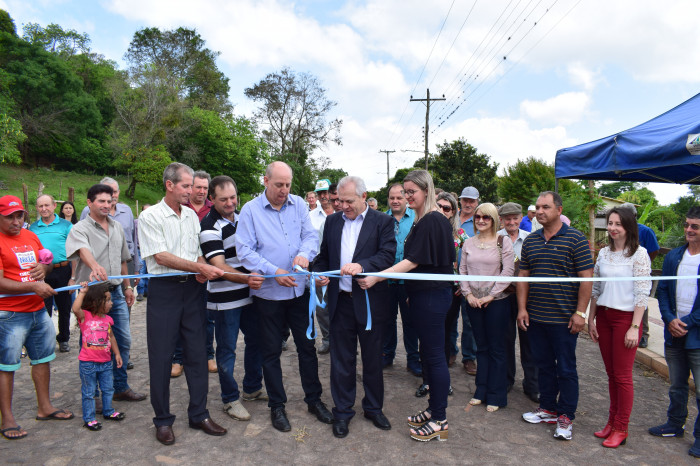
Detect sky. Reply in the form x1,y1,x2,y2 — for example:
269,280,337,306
3,0,699,205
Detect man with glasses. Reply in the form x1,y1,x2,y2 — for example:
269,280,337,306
649,207,700,458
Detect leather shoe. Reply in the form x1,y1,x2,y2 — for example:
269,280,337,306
308,401,334,424
113,388,147,402
639,335,648,348
364,412,391,430
333,419,349,438
524,390,540,403
271,407,291,432
464,359,477,375
155,425,175,445
188,417,227,436
406,364,422,377
171,363,183,378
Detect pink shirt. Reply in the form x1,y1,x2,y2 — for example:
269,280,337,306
459,235,514,300
78,311,114,363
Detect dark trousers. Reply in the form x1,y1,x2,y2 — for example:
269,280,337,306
147,276,210,427
409,286,451,421
505,294,539,395
330,293,384,420
529,321,579,420
444,288,462,363
254,292,322,409
43,265,72,343
467,297,510,407
383,283,419,366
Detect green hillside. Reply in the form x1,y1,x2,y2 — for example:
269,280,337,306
0,166,163,219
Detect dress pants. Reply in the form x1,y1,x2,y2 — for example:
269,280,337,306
330,292,384,420
254,291,322,409
43,265,72,343
505,294,539,394
147,276,210,427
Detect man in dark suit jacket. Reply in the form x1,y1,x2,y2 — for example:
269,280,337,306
313,175,396,438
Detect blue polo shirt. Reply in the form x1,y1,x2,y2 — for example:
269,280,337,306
386,207,415,284
638,223,659,254
520,216,532,232
29,215,73,263
519,223,594,324
460,214,475,237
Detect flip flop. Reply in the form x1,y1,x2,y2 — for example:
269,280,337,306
1,426,27,440
35,409,74,421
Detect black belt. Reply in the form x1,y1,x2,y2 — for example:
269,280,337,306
108,284,119,292
53,261,70,268
153,274,193,283
339,290,353,298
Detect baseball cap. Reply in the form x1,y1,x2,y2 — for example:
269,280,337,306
459,187,479,199
498,202,522,217
0,195,26,216
528,205,536,211
315,179,331,192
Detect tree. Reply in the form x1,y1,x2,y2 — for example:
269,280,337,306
618,188,658,209
113,145,172,197
22,22,90,57
0,9,16,36
499,157,579,209
0,113,25,164
423,138,498,201
244,68,342,164
596,181,641,199
124,27,230,114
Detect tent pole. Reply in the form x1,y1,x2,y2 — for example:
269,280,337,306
554,178,559,193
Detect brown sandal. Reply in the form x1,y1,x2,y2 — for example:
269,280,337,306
410,419,448,442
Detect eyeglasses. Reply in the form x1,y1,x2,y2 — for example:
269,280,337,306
474,214,492,221
404,189,419,197
330,198,340,204
438,204,452,213
684,222,700,231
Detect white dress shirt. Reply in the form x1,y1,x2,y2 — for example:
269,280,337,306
339,204,369,292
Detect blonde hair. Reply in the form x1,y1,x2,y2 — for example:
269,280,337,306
476,202,499,237
403,170,437,221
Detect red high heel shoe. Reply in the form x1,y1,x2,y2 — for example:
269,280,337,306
594,423,613,439
602,429,627,448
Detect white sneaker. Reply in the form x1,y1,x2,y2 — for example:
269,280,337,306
554,414,573,440
241,389,269,401
223,400,251,421
522,408,558,424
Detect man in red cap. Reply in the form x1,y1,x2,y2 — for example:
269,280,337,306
0,195,73,440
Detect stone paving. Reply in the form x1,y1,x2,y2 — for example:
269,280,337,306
1,298,699,465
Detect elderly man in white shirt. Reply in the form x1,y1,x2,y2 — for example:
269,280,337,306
497,202,539,403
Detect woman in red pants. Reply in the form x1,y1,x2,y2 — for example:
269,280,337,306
589,206,652,448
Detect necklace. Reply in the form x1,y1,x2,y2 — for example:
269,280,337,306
477,237,496,249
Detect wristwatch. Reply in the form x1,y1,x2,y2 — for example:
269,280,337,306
575,311,588,319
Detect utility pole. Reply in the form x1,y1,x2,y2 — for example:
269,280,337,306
410,89,445,169
379,149,395,183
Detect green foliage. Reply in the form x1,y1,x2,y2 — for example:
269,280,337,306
0,113,26,164
498,156,579,208
22,22,90,56
618,188,658,209
596,181,641,199
422,138,498,201
245,68,342,161
317,166,348,185
0,10,16,36
371,167,413,207
114,145,172,198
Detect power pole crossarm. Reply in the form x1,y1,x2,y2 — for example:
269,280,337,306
410,89,445,169
379,149,396,183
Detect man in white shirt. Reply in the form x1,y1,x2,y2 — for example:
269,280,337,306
309,179,334,354
650,207,700,458
497,202,538,403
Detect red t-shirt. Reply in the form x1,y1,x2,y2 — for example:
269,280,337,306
0,229,45,312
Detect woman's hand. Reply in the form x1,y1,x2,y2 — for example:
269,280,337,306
466,293,481,308
478,295,495,307
357,275,379,290
588,319,599,343
624,327,640,349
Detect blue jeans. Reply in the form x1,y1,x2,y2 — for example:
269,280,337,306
80,360,115,422
409,286,451,421
136,250,148,295
109,288,131,393
528,321,579,420
0,308,55,371
449,298,476,361
664,345,700,437
214,303,263,403
382,283,420,366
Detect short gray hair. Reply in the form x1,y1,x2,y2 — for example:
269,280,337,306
337,176,367,197
368,197,377,204
619,202,637,216
163,162,194,188
193,171,211,183
100,177,118,189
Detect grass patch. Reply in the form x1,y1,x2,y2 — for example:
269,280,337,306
0,165,163,219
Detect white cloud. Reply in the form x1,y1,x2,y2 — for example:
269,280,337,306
520,92,591,126
567,62,601,91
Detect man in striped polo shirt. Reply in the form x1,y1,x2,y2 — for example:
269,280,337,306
516,191,594,441
200,176,266,422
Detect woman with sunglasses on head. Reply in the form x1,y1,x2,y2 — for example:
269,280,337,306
414,192,467,399
358,170,454,442
459,203,514,412
588,206,651,448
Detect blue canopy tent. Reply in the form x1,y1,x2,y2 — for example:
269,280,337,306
555,93,700,184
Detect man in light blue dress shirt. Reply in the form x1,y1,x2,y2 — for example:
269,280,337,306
236,161,333,433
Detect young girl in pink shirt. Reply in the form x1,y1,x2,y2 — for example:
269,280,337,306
72,282,125,431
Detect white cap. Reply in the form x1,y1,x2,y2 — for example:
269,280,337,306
528,205,536,211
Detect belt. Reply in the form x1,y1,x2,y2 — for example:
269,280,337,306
339,290,353,298
153,274,193,283
108,284,119,292
53,261,70,268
